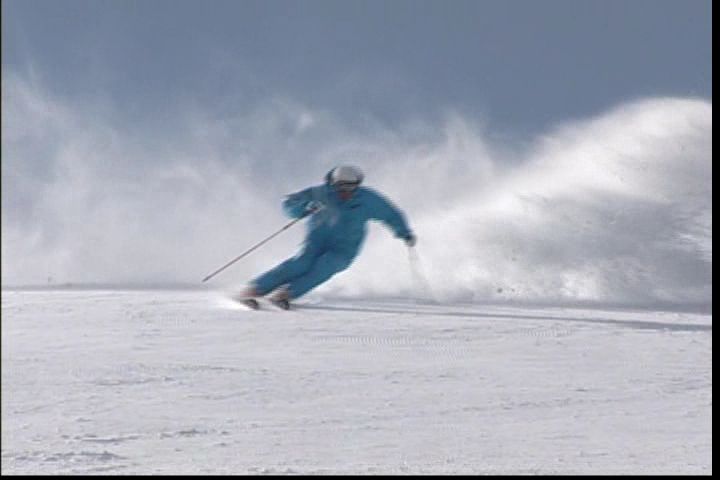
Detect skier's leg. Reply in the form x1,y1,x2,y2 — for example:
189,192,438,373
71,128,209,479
251,248,319,296
284,251,354,299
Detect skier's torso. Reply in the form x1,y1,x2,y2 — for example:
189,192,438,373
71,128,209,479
309,188,372,256
284,184,411,260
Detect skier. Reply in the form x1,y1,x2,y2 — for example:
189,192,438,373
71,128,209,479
235,165,416,309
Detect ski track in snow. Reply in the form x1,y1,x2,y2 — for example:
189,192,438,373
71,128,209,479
1,289,712,475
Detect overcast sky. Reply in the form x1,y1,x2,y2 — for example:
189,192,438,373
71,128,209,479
2,0,712,134
1,0,712,306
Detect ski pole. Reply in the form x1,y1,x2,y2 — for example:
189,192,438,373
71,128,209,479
408,246,438,303
201,216,304,283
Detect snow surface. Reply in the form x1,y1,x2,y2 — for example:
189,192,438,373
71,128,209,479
2,288,711,475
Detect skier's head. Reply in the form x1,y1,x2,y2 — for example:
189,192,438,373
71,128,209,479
326,165,363,200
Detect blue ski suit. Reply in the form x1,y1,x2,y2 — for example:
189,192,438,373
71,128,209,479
251,183,414,299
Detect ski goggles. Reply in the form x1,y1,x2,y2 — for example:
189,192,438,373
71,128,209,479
333,182,360,193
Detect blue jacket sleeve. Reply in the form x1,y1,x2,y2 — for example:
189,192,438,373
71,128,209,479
365,188,414,240
281,186,327,219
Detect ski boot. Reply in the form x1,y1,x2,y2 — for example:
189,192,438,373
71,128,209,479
232,286,260,310
268,287,291,310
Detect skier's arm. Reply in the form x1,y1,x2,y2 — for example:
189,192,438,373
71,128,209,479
282,186,327,218
366,189,414,242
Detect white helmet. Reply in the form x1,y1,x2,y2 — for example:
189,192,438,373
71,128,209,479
327,165,364,190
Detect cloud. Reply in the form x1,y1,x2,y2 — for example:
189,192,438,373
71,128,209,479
1,71,711,309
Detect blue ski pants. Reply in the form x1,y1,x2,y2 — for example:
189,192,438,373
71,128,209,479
252,246,354,299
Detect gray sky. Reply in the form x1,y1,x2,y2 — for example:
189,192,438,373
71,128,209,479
1,0,712,298
2,0,712,134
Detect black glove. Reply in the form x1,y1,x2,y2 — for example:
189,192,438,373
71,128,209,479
404,233,417,247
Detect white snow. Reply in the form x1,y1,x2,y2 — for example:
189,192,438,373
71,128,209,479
1,288,711,474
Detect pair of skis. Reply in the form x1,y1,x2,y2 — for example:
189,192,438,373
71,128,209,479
236,297,290,311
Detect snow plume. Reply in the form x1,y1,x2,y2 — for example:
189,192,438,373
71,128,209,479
2,71,711,309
